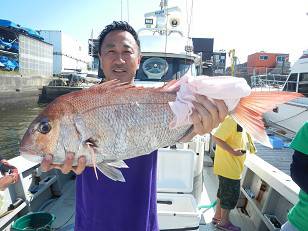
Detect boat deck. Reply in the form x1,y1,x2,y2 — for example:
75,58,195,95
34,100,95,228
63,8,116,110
41,164,257,231
254,143,293,176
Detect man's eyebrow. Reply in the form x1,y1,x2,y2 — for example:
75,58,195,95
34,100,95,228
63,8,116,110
123,44,133,49
104,44,115,49
103,43,133,49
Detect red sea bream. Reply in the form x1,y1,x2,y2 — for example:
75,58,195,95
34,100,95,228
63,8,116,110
19,76,302,181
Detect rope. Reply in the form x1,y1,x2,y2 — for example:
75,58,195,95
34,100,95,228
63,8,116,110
198,199,217,209
270,108,308,124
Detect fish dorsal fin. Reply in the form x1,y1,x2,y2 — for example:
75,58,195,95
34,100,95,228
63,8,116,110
88,80,139,93
157,79,180,93
60,79,177,114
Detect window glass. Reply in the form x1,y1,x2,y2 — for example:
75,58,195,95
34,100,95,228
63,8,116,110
298,73,308,96
259,55,268,60
283,73,297,92
276,56,286,63
135,57,194,81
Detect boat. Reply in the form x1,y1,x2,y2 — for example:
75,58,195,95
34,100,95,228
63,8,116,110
41,71,101,102
259,50,308,138
135,6,200,88
0,1,301,231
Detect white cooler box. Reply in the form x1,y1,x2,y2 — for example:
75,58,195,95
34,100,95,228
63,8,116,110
157,148,201,230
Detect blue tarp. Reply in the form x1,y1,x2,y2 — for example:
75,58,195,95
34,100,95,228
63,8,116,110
21,27,43,40
0,55,18,71
0,19,20,29
0,19,43,41
0,38,19,52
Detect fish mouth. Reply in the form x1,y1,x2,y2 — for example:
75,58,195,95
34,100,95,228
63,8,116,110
19,145,38,155
21,153,43,163
19,146,44,163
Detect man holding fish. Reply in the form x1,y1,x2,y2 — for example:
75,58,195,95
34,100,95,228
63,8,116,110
20,19,301,230
37,21,228,230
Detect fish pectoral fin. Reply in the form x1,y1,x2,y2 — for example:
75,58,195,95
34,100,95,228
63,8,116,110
97,162,126,182
74,115,92,142
105,160,129,168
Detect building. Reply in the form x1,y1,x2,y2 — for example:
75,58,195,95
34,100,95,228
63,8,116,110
39,30,90,75
88,38,100,72
212,51,227,75
191,38,227,76
247,52,290,75
0,19,53,77
192,38,214,75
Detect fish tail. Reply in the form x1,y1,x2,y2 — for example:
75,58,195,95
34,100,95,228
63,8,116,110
231,91,303,147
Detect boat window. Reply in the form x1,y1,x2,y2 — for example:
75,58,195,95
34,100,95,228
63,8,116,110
283,73,297,92
298,73,308,96
135,57,194,81
142,57,168,79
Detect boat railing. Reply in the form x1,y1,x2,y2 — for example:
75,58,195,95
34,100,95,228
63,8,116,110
251,74,289,91
240,153,299,230
138,27,183,37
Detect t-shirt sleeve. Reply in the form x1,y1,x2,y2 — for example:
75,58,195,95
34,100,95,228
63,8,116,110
290,150,308,194
290,121,308,155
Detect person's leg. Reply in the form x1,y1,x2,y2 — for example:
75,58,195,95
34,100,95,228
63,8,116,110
213,176,223,224
213,198,222,224
216,176,241,231
220,207,231,225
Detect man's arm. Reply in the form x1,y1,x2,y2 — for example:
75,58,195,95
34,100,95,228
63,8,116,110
0,159,19,190
212,136,244,156
290,150,308,194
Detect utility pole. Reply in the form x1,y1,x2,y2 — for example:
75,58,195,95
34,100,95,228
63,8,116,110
228,49,236,76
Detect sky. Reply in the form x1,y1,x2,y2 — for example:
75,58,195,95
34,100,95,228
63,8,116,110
1,0,307,66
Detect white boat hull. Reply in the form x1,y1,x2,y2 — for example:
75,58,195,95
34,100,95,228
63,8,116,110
264,97,308,135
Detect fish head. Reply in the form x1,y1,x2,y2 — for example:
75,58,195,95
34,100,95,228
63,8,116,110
20,99,76,162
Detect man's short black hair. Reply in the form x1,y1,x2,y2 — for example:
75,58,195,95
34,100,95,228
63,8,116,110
98,21,140,55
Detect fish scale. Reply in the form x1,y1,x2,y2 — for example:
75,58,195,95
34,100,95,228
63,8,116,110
78,102,189,160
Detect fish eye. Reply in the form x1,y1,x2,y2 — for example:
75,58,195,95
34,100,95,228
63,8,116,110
38,121,51,134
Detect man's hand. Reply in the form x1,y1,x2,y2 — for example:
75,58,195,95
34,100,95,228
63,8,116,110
41,152,87,175
232,149,246,156
0,174,18,191
181,95,228,142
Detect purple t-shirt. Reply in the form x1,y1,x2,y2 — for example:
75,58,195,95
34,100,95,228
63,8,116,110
74,150,158,231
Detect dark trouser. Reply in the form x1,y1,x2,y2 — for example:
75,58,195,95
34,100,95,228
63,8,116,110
217,175,240,210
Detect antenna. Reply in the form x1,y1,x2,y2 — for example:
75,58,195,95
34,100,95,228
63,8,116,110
90,29,94,70
121,0,123,20
127,0,130,22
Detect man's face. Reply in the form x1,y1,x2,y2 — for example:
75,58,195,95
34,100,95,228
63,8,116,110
99,30,141,83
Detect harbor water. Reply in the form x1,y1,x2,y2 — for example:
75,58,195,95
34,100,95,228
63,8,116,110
0,103,45,160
